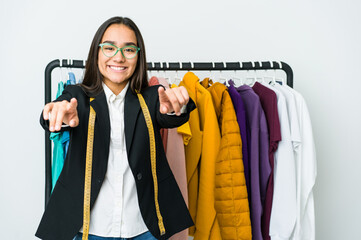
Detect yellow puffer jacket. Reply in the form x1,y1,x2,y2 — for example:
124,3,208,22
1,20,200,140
201,79,252,240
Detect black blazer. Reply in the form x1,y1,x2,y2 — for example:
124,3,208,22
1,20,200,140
36,84,195,240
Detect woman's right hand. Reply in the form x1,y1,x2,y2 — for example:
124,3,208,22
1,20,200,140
43,98,79,132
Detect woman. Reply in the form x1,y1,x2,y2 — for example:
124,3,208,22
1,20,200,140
36,16,195,240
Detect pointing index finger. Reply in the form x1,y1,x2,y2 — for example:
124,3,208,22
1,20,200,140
69,98,77,109
158,86,166,95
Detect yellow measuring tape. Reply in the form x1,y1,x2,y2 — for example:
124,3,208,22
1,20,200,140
82,98,95,240
136,91,166,236
82,93,165,240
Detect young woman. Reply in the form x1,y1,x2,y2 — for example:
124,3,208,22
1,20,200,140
36,16,195,240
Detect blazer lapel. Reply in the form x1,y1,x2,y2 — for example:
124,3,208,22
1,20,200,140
89,90,111,148
124,87,141,155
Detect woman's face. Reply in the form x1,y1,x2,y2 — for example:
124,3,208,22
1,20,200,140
98,24,138,94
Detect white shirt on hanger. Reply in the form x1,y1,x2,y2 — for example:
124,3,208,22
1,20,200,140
274,83,302,240
80,82,148,238
261,82,297,240
284,85,317,240
274,83,301,152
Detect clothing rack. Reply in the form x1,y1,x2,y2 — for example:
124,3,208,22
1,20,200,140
44,59,294,207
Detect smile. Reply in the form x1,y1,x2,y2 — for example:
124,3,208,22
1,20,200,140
108,66,127,71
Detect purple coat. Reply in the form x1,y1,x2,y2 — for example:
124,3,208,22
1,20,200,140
252,82,281,240
235,83,270,240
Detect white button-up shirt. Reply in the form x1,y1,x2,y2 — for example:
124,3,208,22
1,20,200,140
81,82,148,238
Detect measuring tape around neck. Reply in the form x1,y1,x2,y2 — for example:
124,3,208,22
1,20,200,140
136,91,166,236
82,98,95,240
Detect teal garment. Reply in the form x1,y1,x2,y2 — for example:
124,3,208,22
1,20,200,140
61,131,70,156
50,132,64,191
50,81,65,191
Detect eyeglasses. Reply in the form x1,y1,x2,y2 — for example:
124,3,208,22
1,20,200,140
98,43,140,59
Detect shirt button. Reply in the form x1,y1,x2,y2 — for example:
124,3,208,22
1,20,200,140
137,173,142,180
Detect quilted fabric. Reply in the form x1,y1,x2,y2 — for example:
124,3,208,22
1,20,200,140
201,79,252,240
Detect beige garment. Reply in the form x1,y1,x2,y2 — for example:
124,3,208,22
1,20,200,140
158,78,189,240
149,76,168,151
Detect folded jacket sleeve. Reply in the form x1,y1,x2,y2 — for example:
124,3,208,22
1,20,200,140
156,97,196,129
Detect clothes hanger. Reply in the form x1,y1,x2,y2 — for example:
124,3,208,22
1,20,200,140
275,61,285,85
189,62,194,73
244,61,256,86
163,62,171,86
219,62,227,85
208,62,214,82
232,62,243,87
262,61,285,86
209,70,214,83
262,61,277,86
255,61,264,84
66,59,71,83
173,63,182,86
59,59,69,84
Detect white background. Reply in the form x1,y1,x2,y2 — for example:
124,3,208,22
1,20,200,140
1,0,360,239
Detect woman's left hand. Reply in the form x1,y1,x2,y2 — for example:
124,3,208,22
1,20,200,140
158,86,189,116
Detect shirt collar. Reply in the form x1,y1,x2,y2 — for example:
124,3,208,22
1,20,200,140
102,81,129,103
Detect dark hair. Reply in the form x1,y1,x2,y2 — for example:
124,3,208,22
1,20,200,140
81,16,148,96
